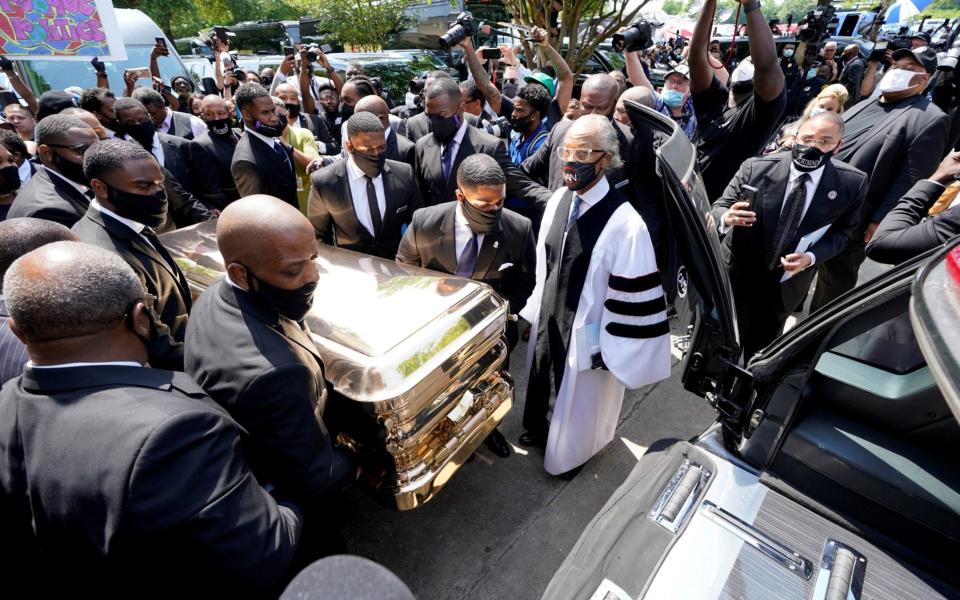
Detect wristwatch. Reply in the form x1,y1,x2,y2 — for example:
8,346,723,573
744,0,761,13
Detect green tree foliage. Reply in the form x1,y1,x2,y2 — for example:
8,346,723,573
290,0,416,51
661,0,685,15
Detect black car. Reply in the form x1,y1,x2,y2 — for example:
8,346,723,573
543,102,960,599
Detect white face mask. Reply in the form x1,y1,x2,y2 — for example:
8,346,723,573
878,68,922,94
810,106,828,116
783,49,794,58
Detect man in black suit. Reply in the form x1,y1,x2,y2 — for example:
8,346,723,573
190,95,242,208
308,112,422,259
113,97,225,211
712,112,866,359
868,149,960,264
811,46,950,310
356,94,415,169
132,86,206,140
415,77,550,211
276,82,339,156
78,86,120,139
231,83,300,209
397,154,536,457
186,195,353,503
0,241,301,596
73,140,192,371
7,114,99,226
404,71,482,142
0,217,78,384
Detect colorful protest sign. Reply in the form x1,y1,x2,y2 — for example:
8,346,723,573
0,0,126,61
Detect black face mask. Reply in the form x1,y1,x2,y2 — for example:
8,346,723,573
459,195,501,234
509,113,535,131
121,121,156,149
0,165,20,192
339,103,354,120
205,117,232,136
261,76,273,87
107,184,168,229
52,153,89,186
352,150,386,178
253,113,287,138
244,265,317,322
285,103,301,117
430,114,461,144
502,82,519,98
561,159,602,191
792,143,835,172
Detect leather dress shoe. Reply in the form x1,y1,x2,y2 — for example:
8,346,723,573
518,431,546,447
484,428,512,457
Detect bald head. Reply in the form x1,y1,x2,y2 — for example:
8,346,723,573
355,94,390,130
200,94,231,123
615,86,656,126
218,195,319,293
579,74,620,117
4,241,144,343
0,218,79,293
274,82,301,108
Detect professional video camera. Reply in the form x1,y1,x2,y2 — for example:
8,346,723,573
483,116,511,138
612,19,656,52
439,12,477,50
197,26,235,51
796,0,837,44
939,27,960,71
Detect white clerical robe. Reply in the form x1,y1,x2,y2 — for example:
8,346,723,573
521,186,671,475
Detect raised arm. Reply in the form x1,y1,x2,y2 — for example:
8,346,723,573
2,62,38,115
689,0,718,93
298,61,317,116
313,48,343,95
532,27,573,110
458,37,503,114
624,48,654,91
740,0,784,101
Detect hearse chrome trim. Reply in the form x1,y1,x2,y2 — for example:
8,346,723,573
812,539,867,600
700,500,813,580
648,459,712,534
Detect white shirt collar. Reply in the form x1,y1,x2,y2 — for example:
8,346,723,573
103,125,116,139
246,126,279,146
29,361,143,369
91,198,146,234
346,154,381,182
17,158,31,181
788,163,825,188
161,108,173,132
443,118,469,151
454,202,485,254
575,175,610,213
43,165,89,194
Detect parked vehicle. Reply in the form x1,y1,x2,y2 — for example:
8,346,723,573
544,101,960,599
162,222,514,510
7,9,192,99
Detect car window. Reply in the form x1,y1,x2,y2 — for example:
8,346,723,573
829,312,926,375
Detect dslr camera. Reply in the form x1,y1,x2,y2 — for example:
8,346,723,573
439,12,477,50
612,19,656,53
796,0,837,44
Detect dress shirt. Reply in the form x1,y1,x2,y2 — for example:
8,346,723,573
568,175,609,223
346,155,386,235
781,164,824,265
103,126,117,139
158,108,207,139
91,199,154,247
17,158,32,184
455,203,485,263
245,126,281,149
442,118,469,164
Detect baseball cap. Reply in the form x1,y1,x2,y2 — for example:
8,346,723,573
911,31,932,45
523,72,556,97
892,46,938,74
36,91,76,121
664,63,690,80
731,57,755,83
0,116,15,131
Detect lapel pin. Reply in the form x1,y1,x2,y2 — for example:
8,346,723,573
828,190,837,200
493,241,499,249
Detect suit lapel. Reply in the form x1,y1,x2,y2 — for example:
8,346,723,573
842,96,914,152
797,162,839,234
761,157,793,252
473,229,504,279
379,162,399,231
97,211,180,283
438,204,458,274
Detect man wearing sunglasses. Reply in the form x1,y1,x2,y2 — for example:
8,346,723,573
8,114,99,227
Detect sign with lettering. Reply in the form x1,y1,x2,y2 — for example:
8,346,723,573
0,0,126,61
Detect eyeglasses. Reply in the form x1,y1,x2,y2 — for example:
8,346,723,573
557,147,606,162
503,78,518,85
796,137,837,150
47,143,94,156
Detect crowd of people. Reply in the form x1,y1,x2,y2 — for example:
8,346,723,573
1,0,960,593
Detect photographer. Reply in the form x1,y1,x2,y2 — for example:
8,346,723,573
271,46,343,104
458,26,572,130
689,0,786,200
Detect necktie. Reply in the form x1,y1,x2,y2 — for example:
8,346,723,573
566,195,582,231
365,175,382,235
456,233,478,278
273,141,291,172
768,173,810,270
442,142,456,181
141,227,179,273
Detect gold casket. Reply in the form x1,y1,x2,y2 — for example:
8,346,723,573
162,221,513,510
